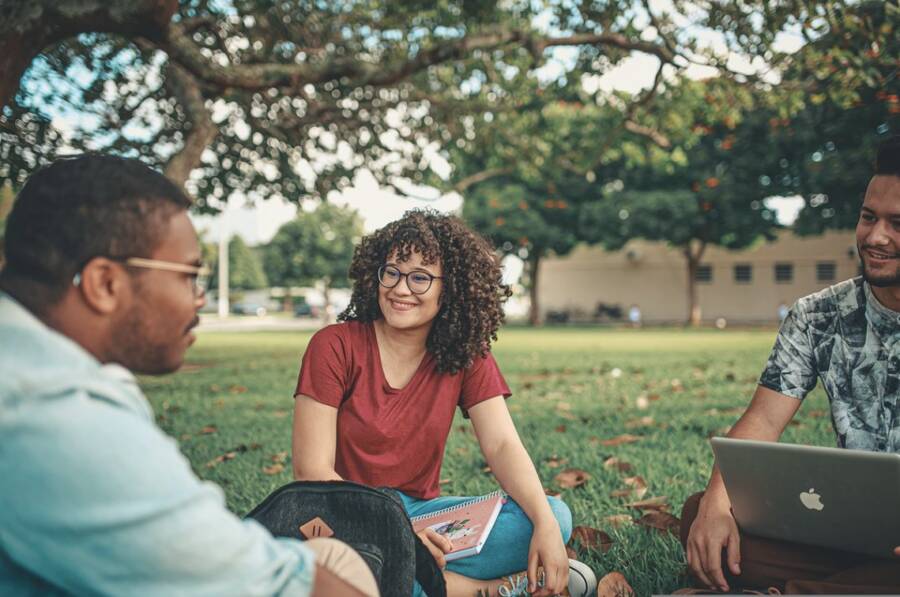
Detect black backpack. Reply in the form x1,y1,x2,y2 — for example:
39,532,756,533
246,480,446,597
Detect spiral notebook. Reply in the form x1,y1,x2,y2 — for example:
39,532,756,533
410,491,506,561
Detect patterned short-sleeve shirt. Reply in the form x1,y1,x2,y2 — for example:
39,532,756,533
760,277,900,452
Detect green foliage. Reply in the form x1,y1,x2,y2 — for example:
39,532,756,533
207,236,268,291
143,326,835,595
262,203,363,290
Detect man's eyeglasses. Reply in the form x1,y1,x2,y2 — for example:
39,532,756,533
73,257,210,297
377,265,442,295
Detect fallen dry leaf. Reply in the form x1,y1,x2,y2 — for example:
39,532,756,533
554,424,568,433
569,525,614,553
439,478,451,485
599,434,642,447
482,465,492,474
271,451,289,463
610,488,633,498
624,416,654,429
545,455,569,468
556,402,572,411
262,463,285,475
229,385,248,394
636,511,681,536
808,409,828,418
603,457,633,473
635,395,650,410
544,487,561,498
273,410,289,418
554,468,591,489
200,425,217,435
648,393,662,402
597,571,635,597
603,514,633,528
670,379,684,392
625,496,670,511
623,476,648,499
205,451,237,468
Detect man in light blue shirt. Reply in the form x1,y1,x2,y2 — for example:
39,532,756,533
0,155,376,596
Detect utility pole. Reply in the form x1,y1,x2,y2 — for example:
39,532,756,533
218,232,229,318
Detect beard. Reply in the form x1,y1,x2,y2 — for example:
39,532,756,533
860,250,900,288
110,299,190,375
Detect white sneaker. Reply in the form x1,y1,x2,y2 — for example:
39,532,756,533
566,558,598,596
496,559,598,596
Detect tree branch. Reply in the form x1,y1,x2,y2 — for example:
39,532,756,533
453,167,513,192
0,0,177,107
158,23,679,95
536,32,678,65
161,61,217,188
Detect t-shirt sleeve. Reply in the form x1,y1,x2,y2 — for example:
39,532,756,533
294,325,351,408
459,352,512,415
758,300,818,400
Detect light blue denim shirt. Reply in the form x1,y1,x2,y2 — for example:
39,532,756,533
0,292,316,596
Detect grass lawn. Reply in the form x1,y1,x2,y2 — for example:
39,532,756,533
141,326,834,595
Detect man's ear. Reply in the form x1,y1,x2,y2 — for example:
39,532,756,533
76,258,131,315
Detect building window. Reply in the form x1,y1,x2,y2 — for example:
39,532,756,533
775,262,794,283
695,264,713,283
817,261,836,282
734,264,753,283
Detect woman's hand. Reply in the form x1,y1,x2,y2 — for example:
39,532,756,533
527,520,569,596
417,527,453,569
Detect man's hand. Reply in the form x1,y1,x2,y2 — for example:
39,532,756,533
417,528,453,569
686,494,742,592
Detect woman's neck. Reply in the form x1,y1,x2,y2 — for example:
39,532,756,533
373,318,430,360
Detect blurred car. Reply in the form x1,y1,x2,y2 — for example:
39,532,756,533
231,302,267,317
293,299,320,318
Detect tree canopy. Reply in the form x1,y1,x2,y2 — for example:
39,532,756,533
7,0,892,216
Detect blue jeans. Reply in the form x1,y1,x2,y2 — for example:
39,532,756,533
397,492,573,597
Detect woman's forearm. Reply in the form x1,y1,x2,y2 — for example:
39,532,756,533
483,438,558,529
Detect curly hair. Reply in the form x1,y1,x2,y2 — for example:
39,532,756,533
339,209,511,374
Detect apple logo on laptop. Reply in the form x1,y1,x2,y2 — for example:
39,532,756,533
799,488,824,511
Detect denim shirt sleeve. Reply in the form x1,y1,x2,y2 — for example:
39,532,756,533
0,388,316,597
758,301,818,400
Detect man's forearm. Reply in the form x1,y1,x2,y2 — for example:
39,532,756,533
312,565,371,597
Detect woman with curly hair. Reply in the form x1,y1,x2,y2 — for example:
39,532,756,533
291,209,596,597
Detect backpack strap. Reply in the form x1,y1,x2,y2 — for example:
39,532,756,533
413,533,447,597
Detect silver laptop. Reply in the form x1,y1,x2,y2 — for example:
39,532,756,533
711,437,900,558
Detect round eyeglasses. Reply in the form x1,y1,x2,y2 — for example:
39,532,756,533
377,265,442,295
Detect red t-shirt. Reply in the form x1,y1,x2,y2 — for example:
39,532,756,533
294,321,511,499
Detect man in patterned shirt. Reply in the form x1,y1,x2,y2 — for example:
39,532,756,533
681,135,900,594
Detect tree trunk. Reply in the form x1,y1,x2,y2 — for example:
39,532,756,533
683,241,706,327
528,255,541,327
0,0,177,108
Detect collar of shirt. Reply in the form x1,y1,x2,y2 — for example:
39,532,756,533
0,291,152,422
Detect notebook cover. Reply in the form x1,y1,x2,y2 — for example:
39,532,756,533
410,491,506,561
